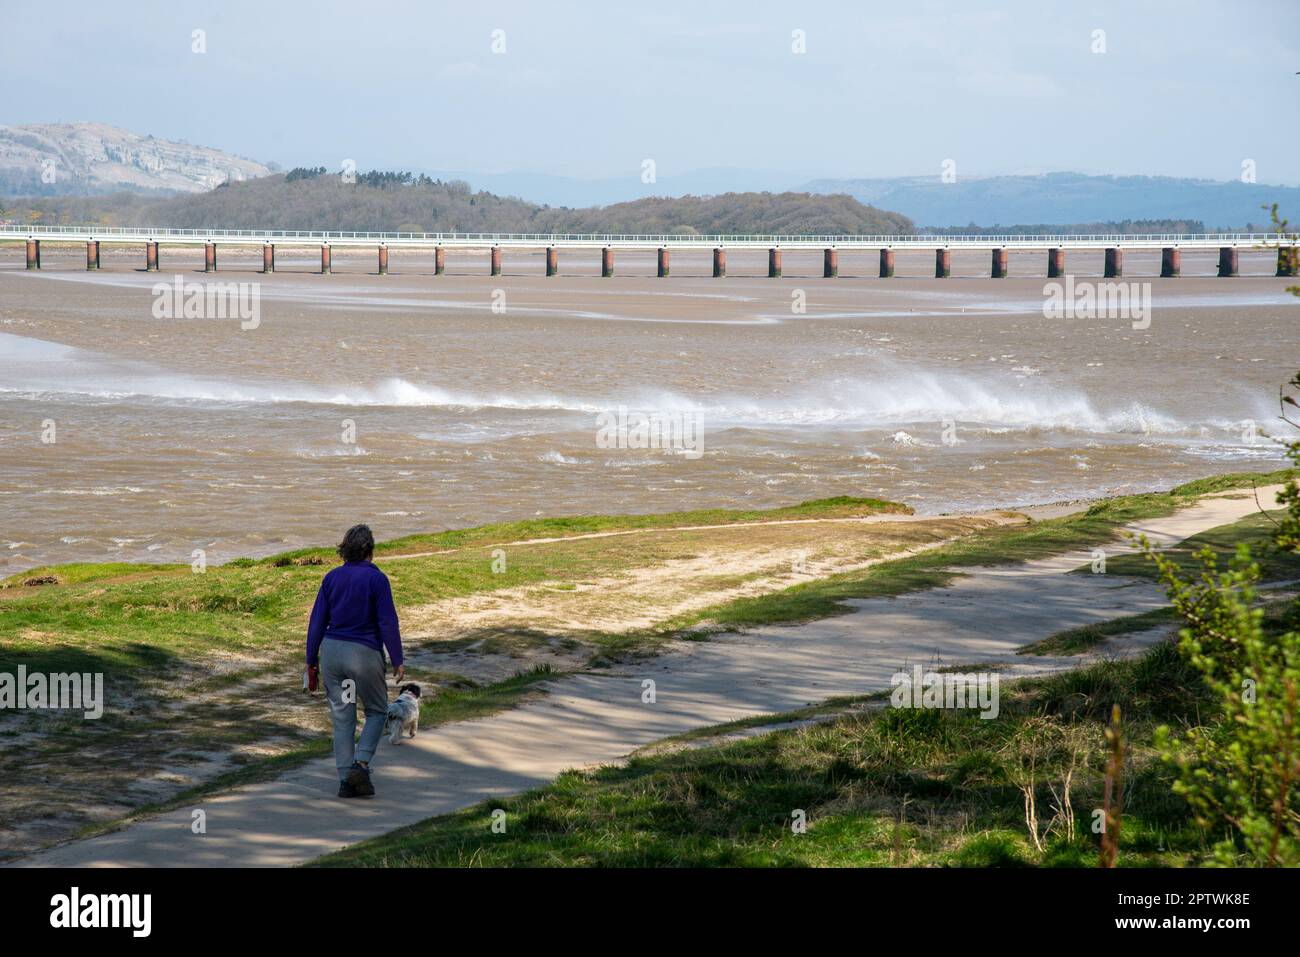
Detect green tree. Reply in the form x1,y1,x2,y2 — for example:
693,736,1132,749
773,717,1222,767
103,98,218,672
1147,538,1299,865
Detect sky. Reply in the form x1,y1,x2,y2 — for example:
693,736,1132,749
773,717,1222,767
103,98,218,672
1,0,1297,186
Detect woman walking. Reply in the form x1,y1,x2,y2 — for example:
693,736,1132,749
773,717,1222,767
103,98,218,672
305,524,405,798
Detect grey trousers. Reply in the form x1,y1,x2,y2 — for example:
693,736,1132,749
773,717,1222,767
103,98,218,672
320,637,389,780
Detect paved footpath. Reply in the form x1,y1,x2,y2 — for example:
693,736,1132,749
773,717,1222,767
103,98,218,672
18,487,1280,867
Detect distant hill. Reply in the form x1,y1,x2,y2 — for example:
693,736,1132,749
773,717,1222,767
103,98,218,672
527,191,912,235
4,169,914,235
804,172,1300,230
923,219,1207,236
3,118,1292,230
0,122,271,196
419,166,810,209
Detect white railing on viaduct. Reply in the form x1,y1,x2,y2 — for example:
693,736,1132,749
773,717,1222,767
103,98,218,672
0,224,1291,250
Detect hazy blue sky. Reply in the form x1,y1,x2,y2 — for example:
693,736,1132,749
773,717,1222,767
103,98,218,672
2,0,1297,185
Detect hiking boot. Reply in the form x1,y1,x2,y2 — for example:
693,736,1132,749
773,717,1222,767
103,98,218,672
344,761,375,796
338,780,361,798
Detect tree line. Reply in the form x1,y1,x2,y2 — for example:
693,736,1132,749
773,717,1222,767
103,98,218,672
2,170,914,236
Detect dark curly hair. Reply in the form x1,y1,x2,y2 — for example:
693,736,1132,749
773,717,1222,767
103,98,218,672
337,524,375,563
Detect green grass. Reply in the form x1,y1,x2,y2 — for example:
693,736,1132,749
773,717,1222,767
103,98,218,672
3,473,1290,859
4,562,188,587
314,472,1300,870
251,495,913,566
0,495,910,686
1018,588,1300,661
1024,499,1299,656
1,473,1286,733
1018,607,1178,656
661,469,1297,634
414,665,555,725
5,477,1288,688
0,494,929,855
312,641,1217,868
1100,508,1300,582
0,493,950,853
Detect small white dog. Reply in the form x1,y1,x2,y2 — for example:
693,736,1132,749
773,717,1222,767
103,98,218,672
385,683,421,744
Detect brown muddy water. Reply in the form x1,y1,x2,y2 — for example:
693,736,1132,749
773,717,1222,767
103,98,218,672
0,243,1295,572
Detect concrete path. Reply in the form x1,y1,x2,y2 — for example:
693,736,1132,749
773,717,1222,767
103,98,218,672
17,486,1280,867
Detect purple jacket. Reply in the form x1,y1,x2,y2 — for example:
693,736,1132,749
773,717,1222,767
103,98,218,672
306,561,403,668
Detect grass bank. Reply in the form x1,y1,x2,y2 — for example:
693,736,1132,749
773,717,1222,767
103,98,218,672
0,495,910,684
1097,507,1300,582
1,472,1289,859
310,472,1297,868
0,495,927,855
662,470,1294,635
314,641,1217,868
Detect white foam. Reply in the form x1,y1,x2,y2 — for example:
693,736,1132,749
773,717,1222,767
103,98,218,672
0,331,1271,440
539,450,579,464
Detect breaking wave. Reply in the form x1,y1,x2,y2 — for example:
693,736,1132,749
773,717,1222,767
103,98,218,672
0,331,1265,437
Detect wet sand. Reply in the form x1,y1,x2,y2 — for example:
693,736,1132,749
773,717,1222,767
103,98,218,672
0,244,1295,571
